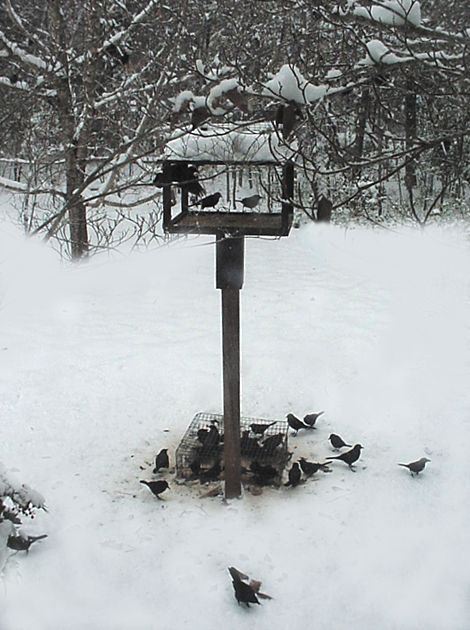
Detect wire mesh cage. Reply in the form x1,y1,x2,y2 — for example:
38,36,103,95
176,412,290,487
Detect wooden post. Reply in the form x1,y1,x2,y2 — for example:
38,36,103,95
216,235,244,499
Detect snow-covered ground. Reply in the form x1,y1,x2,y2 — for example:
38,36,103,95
1,217,470,630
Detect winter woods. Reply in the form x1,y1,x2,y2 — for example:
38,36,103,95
0,0,468,257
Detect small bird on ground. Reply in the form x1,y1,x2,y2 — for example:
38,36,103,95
303,411,324,428
235,194,262,209
199,461,222,483
153,448,169,473
260,433,284,454
286,413,309,435
228,567,260,607
140,479,169,499
326,444,363,469
7,534,47,552
250,461,277,485
249,421,277,436
191,192,222,209
285,462,301,487
329,433,352,450
398,457,431,475
299,458,330,476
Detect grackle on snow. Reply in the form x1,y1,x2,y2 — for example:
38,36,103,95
326,444,363,469
285,462,301,487
329,433,352,450
153,448,169,473
303,411,324,428
286,413,309,435
140,479,169,499
7,534,47,552
228,567,260,607
299,458,330,476
398,457,430,475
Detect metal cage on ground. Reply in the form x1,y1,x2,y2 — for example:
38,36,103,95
176,412,290,487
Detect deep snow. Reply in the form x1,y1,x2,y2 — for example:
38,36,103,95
1,217,470,629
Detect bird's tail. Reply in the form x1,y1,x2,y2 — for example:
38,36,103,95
31,534,48,542
140,480,149,486
325,456,339,460
344,444,352,448
397,463,409,468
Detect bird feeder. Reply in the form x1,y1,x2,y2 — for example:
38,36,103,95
158,125,295,499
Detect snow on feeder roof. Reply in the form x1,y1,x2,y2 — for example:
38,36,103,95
164,122,296,164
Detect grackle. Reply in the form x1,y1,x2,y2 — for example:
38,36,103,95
299,458,330,476
398,457,430,475
329,433,352,450
286,413,309,435
153,448,169,473
285,462,301,487
250,461,277,485
326,444,363,469
189,458,201,477
236,194,262,209
228,567,260,607
303,411,324,428
140,479,169,499
249,421,277,436
241,431,261,456
199,461,222,483
260,433,284,455
191,192,222,209
7,534,47,552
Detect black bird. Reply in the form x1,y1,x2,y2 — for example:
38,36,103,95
299,458,330,476
191,192,222,209
326,444,363,469
154,163,200,187
285,462,301,487
235,194,262,209
303,411,324,428
249,421,277,436
189,458,201,477
241,431,261,456
153,448,169,473
140,479,169,499
199,461,222,483
286,413,309,435
197,428,209,443
260,432,284,455
228,568,260,607
200,425,221,452
250,461,277,485
185,179,205,197
398,457,431,475
7,534,47,552
329,433,352,450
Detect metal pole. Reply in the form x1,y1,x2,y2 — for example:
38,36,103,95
216,235,244,499
221,287,242,498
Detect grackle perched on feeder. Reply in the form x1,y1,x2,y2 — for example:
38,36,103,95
249,421,277,436
303,411,324,428
329,433,352,450
191,192,222,209
235,194,262,209
260,432,284,455
140,479,169,499
153,448,169,473
326,444,363,469
241,431,261,456
285,462,301,487
250,461,277,485
398,457,430,475
7,534,47,552
286,413,309,435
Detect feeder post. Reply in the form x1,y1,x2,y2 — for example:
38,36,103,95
216,234,244,499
